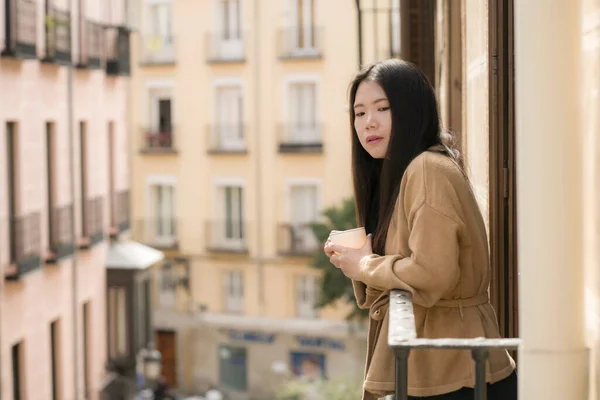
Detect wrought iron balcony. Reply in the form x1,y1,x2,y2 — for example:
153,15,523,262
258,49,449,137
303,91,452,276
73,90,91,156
1,0,37,59
277,223,320,256
47,203,75,263
140,34,175,65
109,190,130,239
5,212,42,280
76,19,104,69
132,219,178,249
80,196,104,249
206,124,247,154
105,25,131,76
278,123,323,153
388,290,521,400
139,127,177,154
277,27,323,60
206,32,246,63
42,5,71,65
205,220,248,254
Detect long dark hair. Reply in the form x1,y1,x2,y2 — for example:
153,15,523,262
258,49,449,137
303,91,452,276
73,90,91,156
348,59,461,254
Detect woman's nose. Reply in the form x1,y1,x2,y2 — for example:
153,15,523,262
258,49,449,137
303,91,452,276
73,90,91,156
365,113,378,129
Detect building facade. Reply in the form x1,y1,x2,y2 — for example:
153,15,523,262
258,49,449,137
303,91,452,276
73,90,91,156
0,0,132,399
129,0,368,397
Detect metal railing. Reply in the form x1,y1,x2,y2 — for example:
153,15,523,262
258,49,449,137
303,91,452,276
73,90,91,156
277,26,323,59
206,32,246,62
1,0,37,58
132,219,178,249
5,212,42,279
206,124,247,153
43,5,71,64
140,127,176,153
140,34,176,64
388,290,521,400
277,223,320,256
205,220,248,253
82,196,104,247
48,203,75,261
77,19,104,69
110,190,130,237
105,25,131,75
278,123,323,153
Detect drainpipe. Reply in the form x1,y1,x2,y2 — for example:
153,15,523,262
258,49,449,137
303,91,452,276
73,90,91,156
68,1,80,397
253,0,264,315
355,0,362,69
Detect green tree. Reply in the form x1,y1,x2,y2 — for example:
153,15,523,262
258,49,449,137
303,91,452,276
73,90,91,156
310,197,368,320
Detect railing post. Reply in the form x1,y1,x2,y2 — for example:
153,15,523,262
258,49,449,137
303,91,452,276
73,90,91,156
395,348,410,400
471,348,489,400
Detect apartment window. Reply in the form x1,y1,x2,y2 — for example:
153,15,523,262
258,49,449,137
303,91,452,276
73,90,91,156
214,186,244,249
215,85,244,150
108,122,116,226
108,286,128,358
159,260,176,307
138,279,152,348
289,184,319,252
12,342,23,400
143,0,174,62
79,121,88,236
224,270,244,313
50,320,62,400
219,0,241,41
46,122,57,238
296,275,318,318
144,86,174,150
6,122,19,263
83,302,91,399
288,81,319,144
293,0,316,50
147,182,176,245
219,346,247,391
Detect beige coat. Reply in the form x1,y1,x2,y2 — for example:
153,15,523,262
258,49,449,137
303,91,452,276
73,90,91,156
353,149,515,399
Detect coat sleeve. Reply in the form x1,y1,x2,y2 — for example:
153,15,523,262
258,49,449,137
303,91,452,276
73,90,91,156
352,280,385,309
358,202,461,307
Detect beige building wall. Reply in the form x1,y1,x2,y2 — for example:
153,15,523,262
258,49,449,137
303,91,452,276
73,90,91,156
0,0,130,399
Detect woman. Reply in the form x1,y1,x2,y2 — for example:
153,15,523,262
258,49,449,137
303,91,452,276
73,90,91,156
324,59,517,400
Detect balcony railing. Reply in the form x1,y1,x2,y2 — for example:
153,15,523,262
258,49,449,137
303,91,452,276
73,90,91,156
76,19,103,69
105,25,131,76
206,125,247,153
388,290,521,400
110,190,130,239
42,5,71,65
47,203,75,263
205,221,248,253
5,212,42,280
132,219,178,249
80,196,104,249
140,127,176,153
278,124,323,153
277,223,319,256
206,32,245,63
277,27,323,60
1,0,37,59
140,34,175,65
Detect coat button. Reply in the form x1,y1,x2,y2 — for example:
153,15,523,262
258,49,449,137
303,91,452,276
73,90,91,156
375,310,380,315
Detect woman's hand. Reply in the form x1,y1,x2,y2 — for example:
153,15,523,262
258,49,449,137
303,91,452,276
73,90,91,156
324,234,374,280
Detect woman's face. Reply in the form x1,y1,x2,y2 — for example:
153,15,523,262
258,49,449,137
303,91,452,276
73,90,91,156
353,80,392,159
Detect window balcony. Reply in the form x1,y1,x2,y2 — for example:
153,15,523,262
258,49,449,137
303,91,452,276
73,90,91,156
41,5,71,65
278,123,323,154
47,203,75,263
206,124,247,154
1,0,37,59
139,127,177,154
205,220,248,254
75,20,104,69
277,223,319,256
206,32,245,63
132,219,178,250
5,212,42,281
105,25,131,76
109,190,130,239
79,196,104,249
277,27,323,60
388,289,521,399
140,34,175,65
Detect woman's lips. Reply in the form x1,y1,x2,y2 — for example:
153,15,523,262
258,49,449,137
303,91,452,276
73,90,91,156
366,135,383,145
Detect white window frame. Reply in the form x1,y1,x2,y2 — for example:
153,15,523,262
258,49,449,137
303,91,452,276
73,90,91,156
224,270,244,313
284,74,321,144
296,275,318,318
213,177,246,251
144,80,174,133
286,0,318,55
145,175,177,247
142,0,175,62
213,78,245,151
211,0,243,59
285,178,322,253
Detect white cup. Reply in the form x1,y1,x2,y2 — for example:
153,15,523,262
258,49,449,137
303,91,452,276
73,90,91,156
329,227,367,249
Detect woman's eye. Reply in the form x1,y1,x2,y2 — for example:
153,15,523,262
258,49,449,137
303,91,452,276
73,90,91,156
355,112,365,117
378,107,390,112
